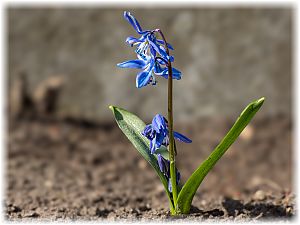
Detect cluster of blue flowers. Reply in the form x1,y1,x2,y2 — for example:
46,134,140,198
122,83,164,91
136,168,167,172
117,11,192,193
142,114,192,192
117,11,182,88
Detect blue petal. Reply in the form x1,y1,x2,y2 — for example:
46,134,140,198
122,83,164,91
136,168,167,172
157,39,174,50
125,36,142,46
174,131,192,143
154,62,164,74
142,124,153,138
168,179,172,192
139,33,149,42
157,154,164,173
153,67,167,76
136,50,148,61
136,69,152,88
168,55,174,62
154,63,163,74
147,36,159,51
156,58,167,65
168,170,181,192
135,41,148,58
155,67,182,80
162,135,169,146
150,45,156,57
117,59,147,69
123,11,142,33
155,132,165,150
176,170,181,184
123,11,150,35
170,67,181,79
157,154,170,175
150,139,156,154
159,45,174,62
152,114,167,133
135,58,155,88
148,37,169,60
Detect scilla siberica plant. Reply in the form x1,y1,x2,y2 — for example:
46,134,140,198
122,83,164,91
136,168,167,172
109,11,265,215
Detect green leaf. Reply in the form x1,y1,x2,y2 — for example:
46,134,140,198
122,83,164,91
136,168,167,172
109,106,174,211
156,146,170,160
176,97,265,214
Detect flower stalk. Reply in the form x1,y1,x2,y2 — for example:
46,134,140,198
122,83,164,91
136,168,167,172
168,69,178,211
156,29,178,212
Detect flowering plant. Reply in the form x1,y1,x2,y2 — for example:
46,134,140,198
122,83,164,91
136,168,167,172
110,11,264,215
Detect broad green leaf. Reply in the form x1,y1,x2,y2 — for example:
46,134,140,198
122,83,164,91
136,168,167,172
109,106,174,211
177,97,265,214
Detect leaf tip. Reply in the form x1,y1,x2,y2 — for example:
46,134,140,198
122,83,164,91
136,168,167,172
109,105,115,111
253,97,265,109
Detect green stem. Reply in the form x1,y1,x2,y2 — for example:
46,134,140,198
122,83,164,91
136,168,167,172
168,64,177,206
156,29,178,211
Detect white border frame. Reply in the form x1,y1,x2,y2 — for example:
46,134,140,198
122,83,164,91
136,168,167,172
0,1,298,225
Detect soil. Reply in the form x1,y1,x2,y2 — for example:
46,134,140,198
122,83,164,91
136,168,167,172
5,114,295,222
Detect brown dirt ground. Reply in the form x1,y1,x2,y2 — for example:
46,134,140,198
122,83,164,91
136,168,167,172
5,114,295,222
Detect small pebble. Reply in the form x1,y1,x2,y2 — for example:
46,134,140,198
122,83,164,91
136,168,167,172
286,207,293,214
44,180,53,188
253,190,266,201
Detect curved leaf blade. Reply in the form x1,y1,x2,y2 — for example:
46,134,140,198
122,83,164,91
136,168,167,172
109,106,174,210
177,97,265,214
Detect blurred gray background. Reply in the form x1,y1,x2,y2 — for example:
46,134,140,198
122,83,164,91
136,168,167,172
8,7,292,122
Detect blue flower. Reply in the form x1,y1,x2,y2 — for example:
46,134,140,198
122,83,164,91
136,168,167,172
157,154,181,193
117,54,157,88
117,54,182,88
118,11,182,88
142,114,192,154
123,11,173,62
157,154,170,176
142,114,191,193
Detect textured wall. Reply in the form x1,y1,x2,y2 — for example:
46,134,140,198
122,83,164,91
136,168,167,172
8,7,292,122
